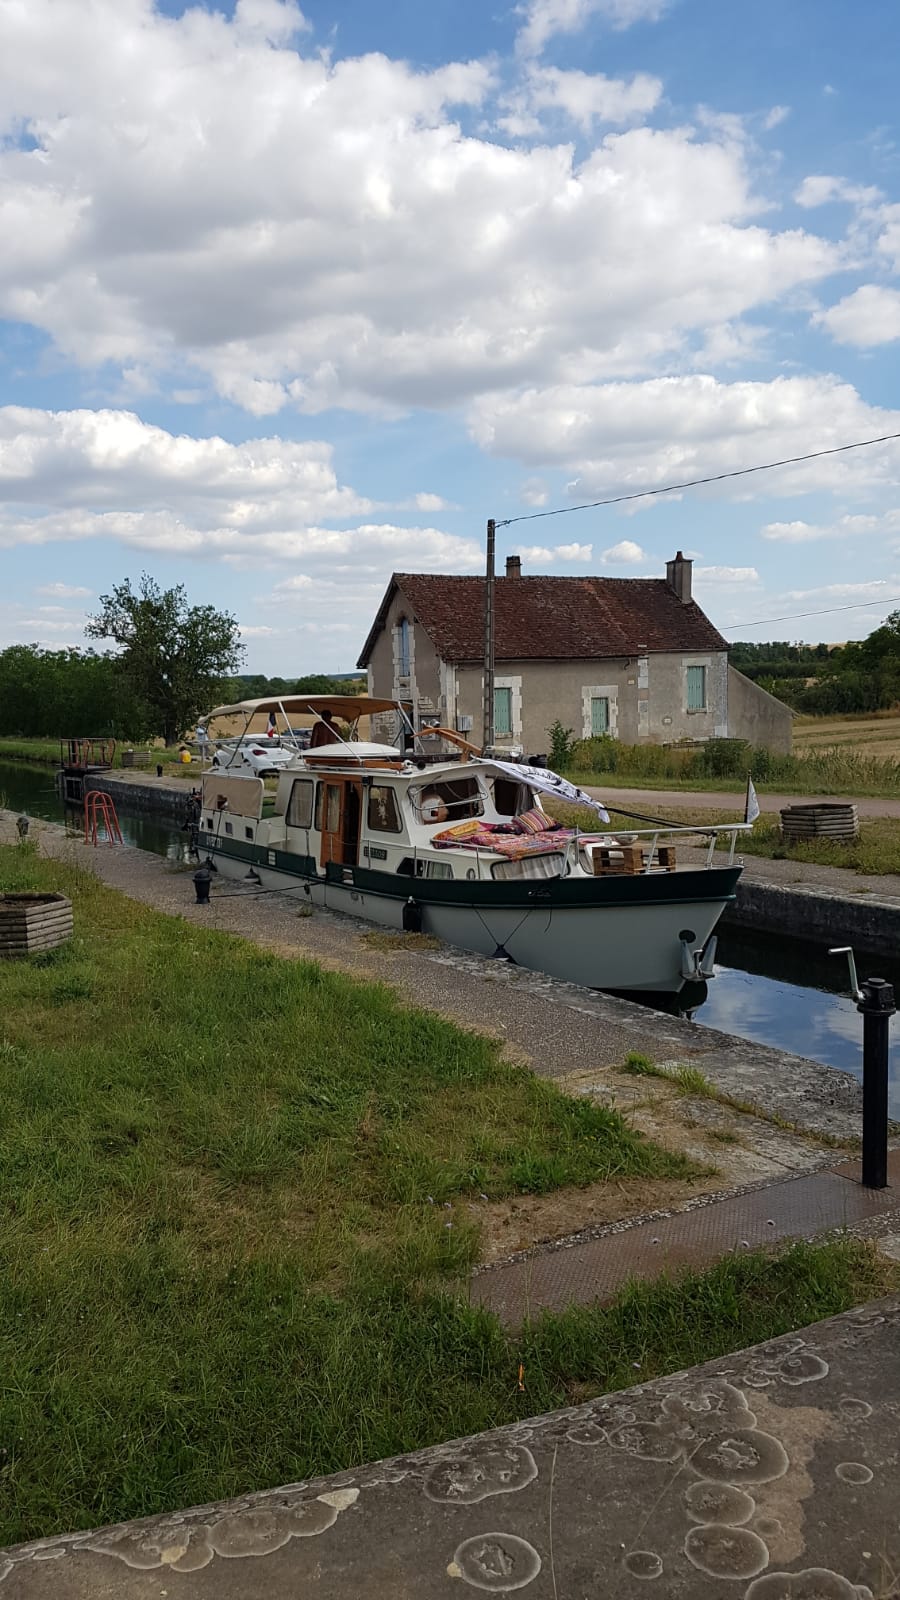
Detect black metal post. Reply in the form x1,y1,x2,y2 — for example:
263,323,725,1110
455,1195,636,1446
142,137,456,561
857,977,894,1189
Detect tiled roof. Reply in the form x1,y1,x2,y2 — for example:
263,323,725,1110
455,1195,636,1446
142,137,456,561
358,574,727,665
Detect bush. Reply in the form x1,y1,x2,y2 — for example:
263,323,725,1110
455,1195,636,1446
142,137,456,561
548,719,576,768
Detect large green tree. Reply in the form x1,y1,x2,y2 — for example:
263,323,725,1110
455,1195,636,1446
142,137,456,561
85,575,243,744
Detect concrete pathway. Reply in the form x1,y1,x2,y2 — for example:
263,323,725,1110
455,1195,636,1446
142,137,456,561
472,1151,900,1326
4,1298,899,1598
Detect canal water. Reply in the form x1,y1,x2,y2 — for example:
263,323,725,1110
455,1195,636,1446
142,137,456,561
2,759,897,1112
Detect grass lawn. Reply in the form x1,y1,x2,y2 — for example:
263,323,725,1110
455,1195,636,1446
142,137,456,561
0,737,191,771
0,842,894,1547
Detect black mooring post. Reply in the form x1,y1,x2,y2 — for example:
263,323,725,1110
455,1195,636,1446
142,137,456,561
858,977,895,1189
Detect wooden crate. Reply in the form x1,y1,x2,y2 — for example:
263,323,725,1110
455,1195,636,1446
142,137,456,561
0,893,73,958
592,843,677,876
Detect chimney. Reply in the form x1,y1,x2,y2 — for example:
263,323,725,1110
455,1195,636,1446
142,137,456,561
666,550,692,604
505,554,522,579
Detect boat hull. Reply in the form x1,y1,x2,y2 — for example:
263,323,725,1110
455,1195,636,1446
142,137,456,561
203,838,740,993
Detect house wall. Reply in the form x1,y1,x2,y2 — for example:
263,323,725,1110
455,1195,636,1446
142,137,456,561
366,587,443,723
727,666,793,754
454,653,728,754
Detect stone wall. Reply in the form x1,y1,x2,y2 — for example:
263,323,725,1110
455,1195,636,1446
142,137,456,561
727,667,793,754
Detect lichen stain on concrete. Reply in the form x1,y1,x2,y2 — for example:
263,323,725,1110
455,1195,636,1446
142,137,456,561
683,1479,756,1526
747,1391,836,1568
623,1549,664,1580
450,1532,541,1592
683,1521,769,1580
836,1396,872,1422
744,1568,874,1599
424,1446,538,1504
834,1462,873,1485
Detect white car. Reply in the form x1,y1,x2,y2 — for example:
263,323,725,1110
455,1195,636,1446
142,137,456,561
212,738,296,776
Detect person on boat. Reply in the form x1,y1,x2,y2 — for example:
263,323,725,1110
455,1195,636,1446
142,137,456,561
310,710,340,748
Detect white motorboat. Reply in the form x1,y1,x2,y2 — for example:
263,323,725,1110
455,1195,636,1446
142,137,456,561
196,695,748,994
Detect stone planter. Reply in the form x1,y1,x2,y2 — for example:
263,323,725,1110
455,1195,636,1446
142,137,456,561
0,893,74,958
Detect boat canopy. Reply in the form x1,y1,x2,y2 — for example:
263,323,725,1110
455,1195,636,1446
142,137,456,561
200,694,402,725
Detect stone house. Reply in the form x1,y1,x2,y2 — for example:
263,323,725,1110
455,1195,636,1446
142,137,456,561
357,553,792,755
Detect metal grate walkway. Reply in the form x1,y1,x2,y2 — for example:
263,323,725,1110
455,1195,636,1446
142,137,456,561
471,1150,900,1326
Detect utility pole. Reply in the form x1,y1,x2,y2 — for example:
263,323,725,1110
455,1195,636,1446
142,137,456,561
483,518,495,752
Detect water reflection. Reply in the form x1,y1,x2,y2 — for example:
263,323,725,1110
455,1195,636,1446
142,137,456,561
707,928,900,1116
0,759,195,865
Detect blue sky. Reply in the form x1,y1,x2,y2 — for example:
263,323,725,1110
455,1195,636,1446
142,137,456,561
1,0,899,672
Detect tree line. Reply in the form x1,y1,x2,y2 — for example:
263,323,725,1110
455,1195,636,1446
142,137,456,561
731,618,900,714
0,575,364,745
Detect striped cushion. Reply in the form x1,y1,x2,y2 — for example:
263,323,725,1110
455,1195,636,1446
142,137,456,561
512,807,559,835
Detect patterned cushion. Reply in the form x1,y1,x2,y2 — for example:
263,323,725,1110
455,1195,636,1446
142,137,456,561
432,819,484,842
512,807,559,835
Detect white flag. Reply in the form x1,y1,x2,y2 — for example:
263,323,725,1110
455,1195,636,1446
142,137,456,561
745,775,760,825
485,759,610,825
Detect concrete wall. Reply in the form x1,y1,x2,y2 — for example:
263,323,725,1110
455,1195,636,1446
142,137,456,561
453,652,728,754
367,588,443,724
727,666,793,754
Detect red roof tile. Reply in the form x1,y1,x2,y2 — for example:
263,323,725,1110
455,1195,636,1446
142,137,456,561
358,574,727,665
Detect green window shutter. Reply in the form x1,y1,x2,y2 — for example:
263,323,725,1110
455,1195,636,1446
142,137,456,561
494,687,513,735
590,696,609,736
686,665,706,711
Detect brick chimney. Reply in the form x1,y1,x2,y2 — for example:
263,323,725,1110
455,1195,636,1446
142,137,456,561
505,555,522,579
666,550,692,604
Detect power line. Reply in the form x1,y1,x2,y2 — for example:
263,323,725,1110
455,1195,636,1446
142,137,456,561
496,429,900,529
723,594,900,632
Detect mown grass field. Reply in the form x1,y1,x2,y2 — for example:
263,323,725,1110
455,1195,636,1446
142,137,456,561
794,711,900,763
0,841,894,1546
0,737,191,771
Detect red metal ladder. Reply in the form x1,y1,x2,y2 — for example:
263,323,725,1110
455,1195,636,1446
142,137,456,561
84,790,123,847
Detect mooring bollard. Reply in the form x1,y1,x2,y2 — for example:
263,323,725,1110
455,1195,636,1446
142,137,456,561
830,947,895,1190
192,865,212,906
858,977,895,1189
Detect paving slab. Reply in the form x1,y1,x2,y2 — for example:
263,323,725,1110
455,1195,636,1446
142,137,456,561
472,1151,900,1325
3,1297,899,1598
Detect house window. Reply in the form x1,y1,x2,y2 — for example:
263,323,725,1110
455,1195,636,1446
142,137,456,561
494,686,513,736
398,617,410,677
686,665,707,712
590,696,610,736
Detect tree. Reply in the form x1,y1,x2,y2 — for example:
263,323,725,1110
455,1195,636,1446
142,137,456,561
86,575,243,744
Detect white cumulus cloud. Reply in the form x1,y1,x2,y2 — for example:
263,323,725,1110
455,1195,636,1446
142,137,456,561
817,285,900,347
516,0,671,57
601,540,646,563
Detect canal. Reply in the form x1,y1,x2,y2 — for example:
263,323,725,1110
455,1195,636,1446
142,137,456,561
2,759,897,1113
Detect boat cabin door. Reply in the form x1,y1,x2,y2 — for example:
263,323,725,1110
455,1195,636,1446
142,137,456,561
318,779,362,868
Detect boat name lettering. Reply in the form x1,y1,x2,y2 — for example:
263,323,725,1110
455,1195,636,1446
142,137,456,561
366,846,388,861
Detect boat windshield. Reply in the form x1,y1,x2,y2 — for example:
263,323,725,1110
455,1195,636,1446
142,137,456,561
409,776,484,825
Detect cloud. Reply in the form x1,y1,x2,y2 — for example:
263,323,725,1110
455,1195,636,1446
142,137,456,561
516,0,671,57
237,623,278,637
0,407,484,583
794,174,881,208
694,565,760,583
760,511,899,543
817,285,900,347
762,106,790,131
36,581,92,597
520,479,549,506
601,539,646,563
515,541,593,562
498,66,662,135
471,373,900,499
0,1,840,418
411,492,453,512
